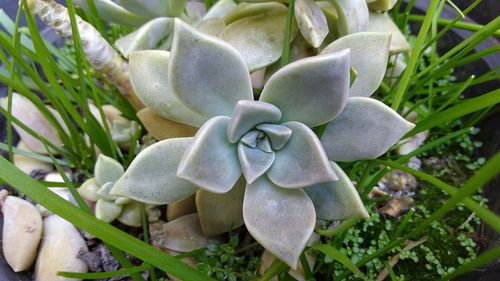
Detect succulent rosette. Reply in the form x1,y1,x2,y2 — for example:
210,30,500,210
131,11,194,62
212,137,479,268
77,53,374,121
110,19,414,268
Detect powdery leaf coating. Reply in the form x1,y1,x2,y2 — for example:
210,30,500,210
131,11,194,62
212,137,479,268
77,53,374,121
202,0,237,20
223,2,287,24
115,17,173,58
150,214,208,252
243,176,316,269
321,97,415,161
267,122,337,188
255,124,292,150
220,12,288,72
227,100,282,143
119,0,186,17
260,49,350,127
238,143,276,184
321,32,391,97
305,162,369,220
137,108,198,141
110,138,199,205
196,177,246,236
94,155,124,186
330,0,369,36
75,0,149,26
367,12,410,55
129,50,207,127
177,117,242,193
295,0,329,48
169,19,253,117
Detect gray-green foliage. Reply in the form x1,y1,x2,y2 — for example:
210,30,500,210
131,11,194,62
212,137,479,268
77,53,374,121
110,19,414,268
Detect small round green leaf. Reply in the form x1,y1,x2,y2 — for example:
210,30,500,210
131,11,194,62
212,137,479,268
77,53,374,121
95,155,124,186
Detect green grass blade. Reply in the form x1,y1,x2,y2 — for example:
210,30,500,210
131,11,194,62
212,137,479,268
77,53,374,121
280,0,296,67
406,89,500,136
440,247,500,280
261,259,288,281
59,263,152,279
313,244,367,280
391,0,440,110
0,157,213,281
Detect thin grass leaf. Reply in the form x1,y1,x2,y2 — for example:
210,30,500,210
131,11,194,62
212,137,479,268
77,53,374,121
0,157,213,281
280,0,296,67
313,244,367,280
58,263,152,279
261,259,289,281
440,247,500,280
391,0,440,110
315,215,361,237
406,89,500,136
0,142,70,165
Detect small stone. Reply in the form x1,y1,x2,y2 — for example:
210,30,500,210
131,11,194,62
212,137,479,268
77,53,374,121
2,196,43,272
379,196,414,217
35,215,88,281
13,141,53,175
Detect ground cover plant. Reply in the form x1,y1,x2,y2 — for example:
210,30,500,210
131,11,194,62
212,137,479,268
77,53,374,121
0,0,499,280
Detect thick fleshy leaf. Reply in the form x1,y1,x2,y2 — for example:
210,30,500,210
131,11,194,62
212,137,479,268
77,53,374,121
240,130,260,148
167,195,196,221
150,214,208,252
115,17,173,58
257,136,273,153
119,0,186,17
219,12,289,72
177,116,241,193
95,155,124,185
329,0,369,36
129,51,207,127
256,124,292,150
196,19,226,37
117,201,142,227
223,2,287,24
110,138,199,204
295,0,328,48
321,97,415,161
1,94,64,154
260,50,350,127
75,0,149,26
238,143,275,183
169,19,253,117
202,0,238,20
137,108,198,141
78,178,100,202
367,12,410,54
267,122,337,188
321,32,391,97
243,177,316,269
95,199,123,223
305,162,369,220
196,177,245,236
227,100,282,143
368,0,397,12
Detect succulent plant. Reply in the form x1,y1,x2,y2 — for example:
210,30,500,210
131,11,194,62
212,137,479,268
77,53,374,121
79,155,148,227
108,19,414,268
75,0,186,26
